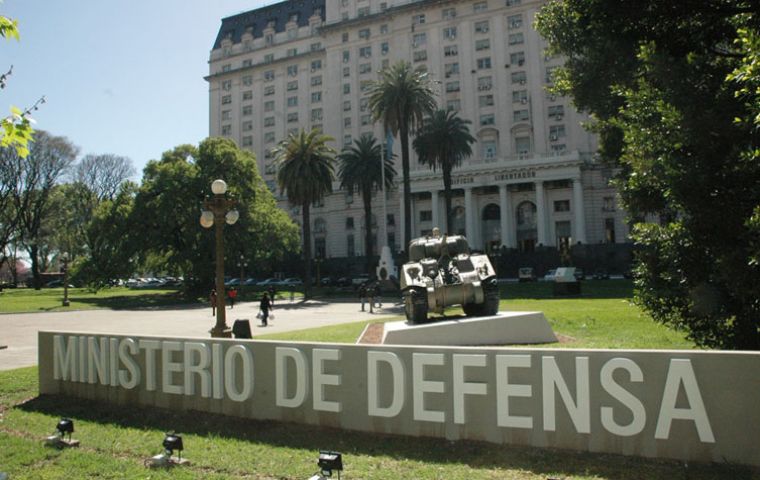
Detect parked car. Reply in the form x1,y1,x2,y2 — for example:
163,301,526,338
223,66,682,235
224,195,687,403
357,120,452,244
46,280,74,288
256,278,279,286
518,267,536,282
224,278,242,287
280,277,303,287
243,277,259,286
335,277,351,287
573,268,585,281
351,274,370,287
542,269,557,282
593,269,610,280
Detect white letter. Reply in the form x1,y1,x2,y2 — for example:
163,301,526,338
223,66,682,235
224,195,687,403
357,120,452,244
276,347,308,408
312,348,342,412
212,343,224,399
453,354,488,424
655,359,714,443
118,338,140,389
139,339,161,391
367,351,405,417
542,356,590,433
87,336,109,385
78,336,87,383
109,338,119,387
53,335,77,381
496,354,533,429
413,353,446,423
162,341,183,395
600,358,646,436
224,345,254,402
184,342,211,397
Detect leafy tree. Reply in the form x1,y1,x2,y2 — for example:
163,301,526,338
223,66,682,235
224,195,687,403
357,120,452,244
275,128,336,299
367,61,437,253
74,153,136,201
133,138,299,297
13,131,77,288
536,0,760,349
412,109,476,235
338,134,396,275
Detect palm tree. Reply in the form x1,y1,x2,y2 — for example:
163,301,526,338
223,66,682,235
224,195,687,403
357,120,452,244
338,134,396,276
413,109,476,234
367,61,436,255
274,128,336,299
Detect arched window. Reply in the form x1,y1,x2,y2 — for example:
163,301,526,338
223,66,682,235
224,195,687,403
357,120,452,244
481,203,501,251
314,218,327,234
516,201,537,252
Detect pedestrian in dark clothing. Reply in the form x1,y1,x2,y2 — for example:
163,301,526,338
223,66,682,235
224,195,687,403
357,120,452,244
259,292,273,326
210,289,217,316
367,283,375,313
228,287,237,309
358,284,367,312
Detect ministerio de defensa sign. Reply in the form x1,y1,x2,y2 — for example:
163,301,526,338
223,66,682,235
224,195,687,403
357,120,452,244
38,332,760,466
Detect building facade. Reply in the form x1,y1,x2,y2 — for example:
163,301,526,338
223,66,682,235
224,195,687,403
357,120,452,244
207,0,629,264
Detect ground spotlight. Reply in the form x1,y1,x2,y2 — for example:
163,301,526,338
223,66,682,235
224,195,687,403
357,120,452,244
308,451,343,479
145,432,188,468
44,417,79,448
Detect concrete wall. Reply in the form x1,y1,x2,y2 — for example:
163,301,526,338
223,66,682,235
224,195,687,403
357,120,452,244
39,331,760,467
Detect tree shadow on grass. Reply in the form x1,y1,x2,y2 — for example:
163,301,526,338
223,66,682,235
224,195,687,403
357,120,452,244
503,279,634,300
71,293,204,311
17,394,753,480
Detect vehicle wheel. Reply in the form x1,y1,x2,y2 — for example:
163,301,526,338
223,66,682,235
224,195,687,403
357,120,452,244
462,301,483,316
481,277,500,316
404,288,428,324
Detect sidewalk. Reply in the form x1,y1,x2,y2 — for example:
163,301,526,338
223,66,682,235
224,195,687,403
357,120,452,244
0,297,401,372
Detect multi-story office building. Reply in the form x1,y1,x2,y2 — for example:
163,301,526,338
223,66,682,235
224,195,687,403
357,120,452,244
207,0,629,265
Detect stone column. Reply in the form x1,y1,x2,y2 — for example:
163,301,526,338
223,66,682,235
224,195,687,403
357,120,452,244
572,177,587,244
499,184,513,248
535,181,548,246
409,194,417,239
431,190,440,231
399,197,405,252
464,187,478,248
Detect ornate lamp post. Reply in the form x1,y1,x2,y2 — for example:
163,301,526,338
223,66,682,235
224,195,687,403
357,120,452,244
237,254,248,285
200,179,239,338
61,253,70,307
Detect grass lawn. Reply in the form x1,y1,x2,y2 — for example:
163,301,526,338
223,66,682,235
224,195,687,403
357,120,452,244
259,280,694,350
0,286,190,313
1,367,756,480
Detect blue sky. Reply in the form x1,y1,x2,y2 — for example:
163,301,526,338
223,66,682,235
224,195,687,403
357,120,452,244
2,0,273,178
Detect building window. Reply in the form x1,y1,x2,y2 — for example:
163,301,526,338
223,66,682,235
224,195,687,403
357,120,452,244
242,105,252,116
380,2,387,11
508,32,524,45
287,65,298,76
603,196,616,212
343,83,351,94
551,144,567,153
447,99,461,111
343,100,351,111
412,33,426,47
242,90,253,100
360,46,372,58
221,95,231,104
546,66,559,84
222,110,231,120
605,218,616,243
359,28,370,40
242,136,253,147
311,108,323,121
221,125,231,135
287,80,298,91
221,64,231,72
510,51,525,66
442,7,456,20
311,75,323,86
311,59,322,71
243,58,252,67
479,95,494,107
483,141,497,159
477,57,492,69
265,100,274,112
344,117,351,127
347,234,355,257
287,48,298,57
311,91,322,103
358,6,370,16
360,98,369,111
343,134,352,145
346,217,354,229
360,80,372,92
242,75,253,86
264,70,275,81
477,76,492,91
475,39,490,51
507,14,523,29
264,116,275,127
381,42,389,55
515,136,531,154
554,200,570,212
474,1,488,12
413,50,428,62
513,90,528,103
548,105,565,119
288,112,298,123
287,96,298,107
264,53,274,63
343,50,350,63
359,63,372,74
475,21,489,34
222,80,232,91
242,120,253,131
443,27,457,40
420,210,432,222
513,109,529,122
263,86,275,97
412,14,425,25
445,62,459,77
511,71,527,84
549,125,566,140
446,81,460,92
480,114,495,126
361,114,372,125
444,45,458,57
311,42,322,51
380,24,389,34
342,32,349,43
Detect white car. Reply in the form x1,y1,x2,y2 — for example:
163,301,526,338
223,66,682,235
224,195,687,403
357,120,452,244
543,269,557,282
280,277,303,287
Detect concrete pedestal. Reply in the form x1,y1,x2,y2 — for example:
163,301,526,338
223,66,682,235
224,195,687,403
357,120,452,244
382,311,557,346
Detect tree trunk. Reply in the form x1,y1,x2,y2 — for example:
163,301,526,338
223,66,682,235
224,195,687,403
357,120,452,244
400,122,412,258
29,243,41,290
363,189,373,276
302,202,312,300
443,166,453,235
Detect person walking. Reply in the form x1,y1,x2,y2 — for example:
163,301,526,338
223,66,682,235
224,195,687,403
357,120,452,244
209,289,217,316
228,287,237,309
367,282,375,314
373,282,382,309
358,284,367,312
259,292,273,327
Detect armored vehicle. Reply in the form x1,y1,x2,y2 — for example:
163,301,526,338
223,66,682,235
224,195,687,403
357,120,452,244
400,232,499,323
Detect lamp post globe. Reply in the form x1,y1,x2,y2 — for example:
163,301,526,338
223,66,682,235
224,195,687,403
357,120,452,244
211,179,227,195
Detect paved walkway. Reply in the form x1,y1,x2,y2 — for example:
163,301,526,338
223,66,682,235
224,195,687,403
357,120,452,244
0,297,402,372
